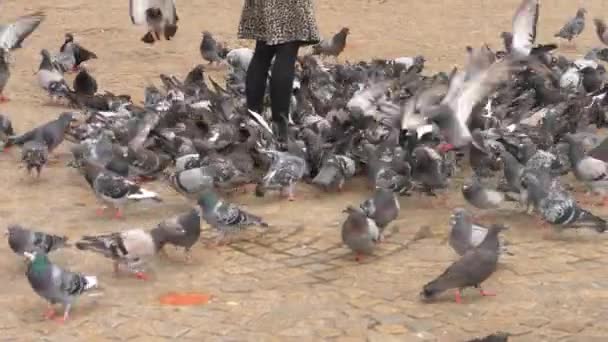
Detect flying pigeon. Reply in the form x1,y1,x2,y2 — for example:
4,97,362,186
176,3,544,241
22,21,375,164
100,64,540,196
75,226,173,279
130,0,178,44
6,224,69,256
421,224,507,303
358,188,400,241
448,208,510,257
0,11,45,51
255,149,307,201
24,251,98,322
341,206,380,261
554,8,586,44
197,190,269,245
156,208,201,261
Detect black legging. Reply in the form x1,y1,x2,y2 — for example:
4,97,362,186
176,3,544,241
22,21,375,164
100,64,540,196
246,40,300,140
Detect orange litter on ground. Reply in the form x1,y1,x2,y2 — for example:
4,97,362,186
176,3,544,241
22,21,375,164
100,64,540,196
159,293,211,306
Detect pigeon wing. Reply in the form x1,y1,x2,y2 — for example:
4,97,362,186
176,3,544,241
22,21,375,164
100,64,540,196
511,0,539,56
0,12,45,50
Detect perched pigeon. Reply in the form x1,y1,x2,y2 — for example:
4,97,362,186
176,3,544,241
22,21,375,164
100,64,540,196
0,11,46,51
311,27,350,59
341,206,380,261
255,150,307,201
6,224,69,256
200,31,227,65
0,48,9,102
197,191,268,245
24,251,98,322
80,159,162,219
156,208,201,261
358,188,400,240
130,0,178,44
448,208,510,257
75,226,173,279
21,139,49,178
73,67,97,95
421,224,506,303
594,18,608,46
554,8,586,43
461,177,506,210
564,134,608,203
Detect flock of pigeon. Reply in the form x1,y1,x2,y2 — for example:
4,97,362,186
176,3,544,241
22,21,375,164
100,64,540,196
2,0,608,339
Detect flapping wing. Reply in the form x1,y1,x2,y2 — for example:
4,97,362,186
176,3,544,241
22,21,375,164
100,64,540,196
511,0,539,57
0,11,45,50
130,0,176,25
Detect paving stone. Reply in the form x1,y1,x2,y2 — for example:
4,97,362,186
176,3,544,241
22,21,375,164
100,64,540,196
549,319,591,333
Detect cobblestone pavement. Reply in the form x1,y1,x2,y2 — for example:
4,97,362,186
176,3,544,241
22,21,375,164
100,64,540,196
2,0,608,340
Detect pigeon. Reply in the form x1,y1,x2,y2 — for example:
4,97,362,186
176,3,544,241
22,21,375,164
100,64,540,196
554,8,586,43
130,0,178,44
594,18,608,46
23,251,98,322
564,134,608,203
200,31,227,65
0,48,9,102
5,112,75,152
420,224,507,303
312,154,357,192
73,67,97,95
311,27,350,59
510,0,540,57
363,143,413,194
36,49,66,91
0,11,46,51
5,224,69,256
461,177,506,210
580,66,605,93
521,171,606,232
156,208,201,261
341,206,380,261
164,166,215,199
80,159,163,219
466,332,510,342
448,208,510,257
21,139,49,178
358,188,400,241
197,191,269,245
496,149,524,194
59,33,97,72
255,149,307,201
411,145,449,196
226,47,253,72
75,226,173,279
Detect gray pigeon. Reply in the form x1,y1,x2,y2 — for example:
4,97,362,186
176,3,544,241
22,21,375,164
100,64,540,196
594,18,608,46
197,190,268,245
73,67,97,95
6,224,69,256
421,224,507,303
200,31,226,65
0,48,9,102
554,8,586,43
497,149,524,194
24,251,98,322
59,33,98,72
164,166,214,199
226,47,253,72
37,49,65,91
6,112,75,153
255,150,307,201
0,11,46,51
75,226,173,279
156,208,201,261
412,145,449,196
21,139,49,178
358,188,400,241
0,113,14,148
311,27,350,59
448,208,510,257
341,206,380,261
564,134,608,203
461,177,505,210
130,0,178,44
312,154,357,192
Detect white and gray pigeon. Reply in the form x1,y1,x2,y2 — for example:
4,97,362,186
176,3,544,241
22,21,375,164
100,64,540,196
156,208,201,261
255,149,307,201
421,224,507,304
130,0,178,44
75,225,173,279
461,177,506,210
312,154,357,192
226,47,253,73
81,159,162,219
24,251,98,322
6,224,69,256
0,11,45,51
448,208,510,257
554,8,586,43
164,166,214,200
358,188,400,241
564,134,608,203
36,49,66,92
341,206,380,261
521,171,606,232
197,190,268,245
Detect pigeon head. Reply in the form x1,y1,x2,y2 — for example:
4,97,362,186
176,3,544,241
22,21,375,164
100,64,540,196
145,7,163,21
450,208,471,226
64,33,74,43
339,27,350,36
40,49,52,60
576,8,587,18
197,191,219,210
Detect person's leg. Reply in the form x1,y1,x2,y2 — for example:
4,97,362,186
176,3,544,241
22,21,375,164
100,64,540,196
246,41,276,114
269,41,300,143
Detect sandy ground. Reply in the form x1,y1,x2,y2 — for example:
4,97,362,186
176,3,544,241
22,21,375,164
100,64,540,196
1,0,608,341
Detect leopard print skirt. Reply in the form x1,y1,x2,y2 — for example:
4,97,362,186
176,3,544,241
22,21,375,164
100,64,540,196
238,0,320,46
